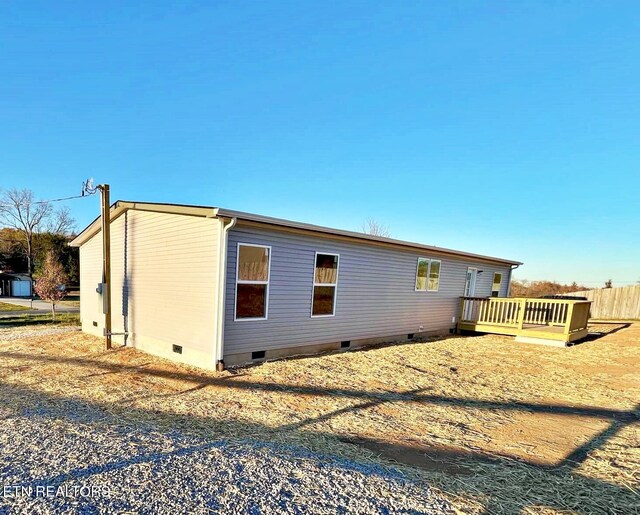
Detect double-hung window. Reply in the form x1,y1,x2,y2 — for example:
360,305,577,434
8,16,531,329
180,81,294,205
415,258,429,291
235,243,271,320
491,272,502,297
312,253,339,317
415,257,441,292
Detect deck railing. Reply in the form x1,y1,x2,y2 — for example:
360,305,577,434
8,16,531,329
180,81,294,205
459,297,591,335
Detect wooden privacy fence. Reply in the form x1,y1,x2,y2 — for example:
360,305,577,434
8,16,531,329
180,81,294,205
566,285,640,320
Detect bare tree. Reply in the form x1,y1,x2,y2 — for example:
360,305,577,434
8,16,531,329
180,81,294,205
510,279,591,298
47,206,76,236
33,251,68,321
361,217,392,238
0,189,52,277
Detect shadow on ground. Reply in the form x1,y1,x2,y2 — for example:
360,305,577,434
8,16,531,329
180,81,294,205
0,345,638,513
570,322,631,345
0,314,79,327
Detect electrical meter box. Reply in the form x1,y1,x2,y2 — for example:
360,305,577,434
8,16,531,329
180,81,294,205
96,283,108,314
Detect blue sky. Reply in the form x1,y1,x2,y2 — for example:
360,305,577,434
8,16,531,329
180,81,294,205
1,1,638,285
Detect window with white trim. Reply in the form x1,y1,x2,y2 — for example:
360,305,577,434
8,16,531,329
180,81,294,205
491,272,502,297
428,260,441,291
415,257,441,292
312,253,339,317
235,244,271,320
415,258,428,291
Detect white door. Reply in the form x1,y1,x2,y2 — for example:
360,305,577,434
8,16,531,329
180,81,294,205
464,268,478,297
463,268,478,320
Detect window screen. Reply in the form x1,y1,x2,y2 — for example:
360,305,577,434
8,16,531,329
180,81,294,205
236,244,270,319
312,253,339,316
416,258,441,292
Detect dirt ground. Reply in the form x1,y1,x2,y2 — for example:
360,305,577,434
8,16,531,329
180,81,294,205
1,322,638,513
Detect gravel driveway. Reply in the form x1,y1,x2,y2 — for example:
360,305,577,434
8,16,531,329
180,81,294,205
0,384,453,514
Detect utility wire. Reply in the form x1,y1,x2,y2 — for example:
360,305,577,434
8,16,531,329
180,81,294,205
0,180,98,208
32,193,94,204
0,195,91,208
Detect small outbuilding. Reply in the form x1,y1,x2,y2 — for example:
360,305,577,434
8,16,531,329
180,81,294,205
70,201,521,370
0,272,32,298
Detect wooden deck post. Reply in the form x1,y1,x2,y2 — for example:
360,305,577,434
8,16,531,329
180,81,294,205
564,302,575,335
516,298,526,330
458,297,466,323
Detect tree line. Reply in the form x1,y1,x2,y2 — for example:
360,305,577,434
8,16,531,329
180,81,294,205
509,280,591,298
0,188,79,285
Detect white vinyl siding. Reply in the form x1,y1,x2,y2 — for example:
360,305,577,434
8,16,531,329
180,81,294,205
80,231,103,335
79,210,219,367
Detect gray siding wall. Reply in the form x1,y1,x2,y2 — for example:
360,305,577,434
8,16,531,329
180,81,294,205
224,224,512,355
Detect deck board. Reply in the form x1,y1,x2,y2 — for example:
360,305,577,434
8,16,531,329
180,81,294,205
522,324,564,334
457,297,592,345
457,322,589,344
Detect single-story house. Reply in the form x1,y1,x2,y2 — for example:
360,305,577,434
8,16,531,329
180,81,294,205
0,272,32,297
70,201,521,370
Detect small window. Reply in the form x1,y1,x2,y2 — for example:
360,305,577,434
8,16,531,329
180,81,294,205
491,272,502,297
415,257,441,292
428,260,441,292
415,258,428,291
235,244,271,320
312,253,339,317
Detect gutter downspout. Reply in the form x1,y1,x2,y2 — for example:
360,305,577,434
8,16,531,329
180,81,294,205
215,217,237,371
507,263,521,297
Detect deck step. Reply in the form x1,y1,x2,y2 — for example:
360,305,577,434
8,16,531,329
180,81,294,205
514,335,568,347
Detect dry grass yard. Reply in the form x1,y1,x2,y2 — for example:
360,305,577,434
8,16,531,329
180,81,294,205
1,322,638,513
0,301,28,312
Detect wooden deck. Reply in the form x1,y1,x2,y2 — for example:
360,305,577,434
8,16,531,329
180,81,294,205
457,297,592,346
